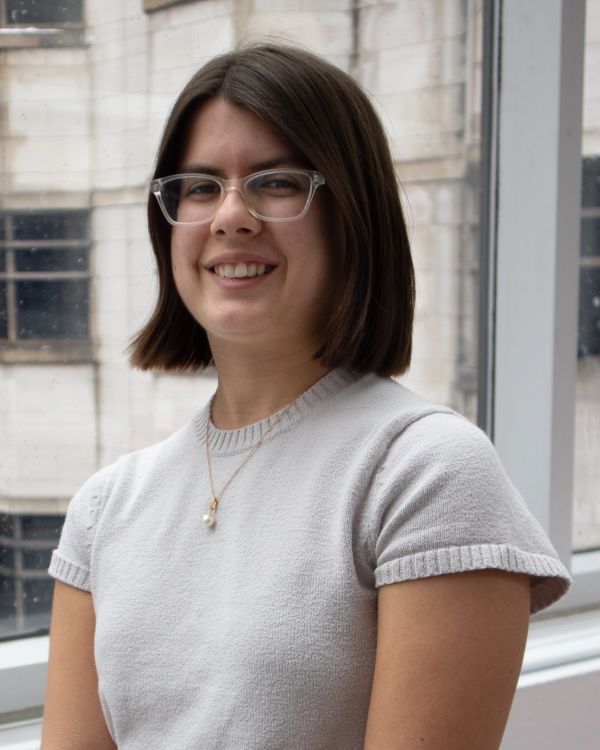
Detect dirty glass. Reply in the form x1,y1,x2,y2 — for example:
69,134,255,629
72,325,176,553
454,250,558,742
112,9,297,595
5,0,83,25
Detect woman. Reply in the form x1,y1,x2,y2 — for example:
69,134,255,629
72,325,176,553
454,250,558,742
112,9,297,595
42,44,570,749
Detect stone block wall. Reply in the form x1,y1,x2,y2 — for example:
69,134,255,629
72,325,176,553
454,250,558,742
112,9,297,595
3,0,595,514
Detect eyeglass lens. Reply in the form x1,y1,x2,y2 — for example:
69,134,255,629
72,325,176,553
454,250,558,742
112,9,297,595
159,171,314,224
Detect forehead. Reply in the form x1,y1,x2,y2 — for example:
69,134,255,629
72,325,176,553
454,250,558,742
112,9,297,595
179,96,297,170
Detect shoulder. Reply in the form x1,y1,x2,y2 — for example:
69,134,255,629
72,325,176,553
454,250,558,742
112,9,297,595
104,414,200,484
335,372,481,458
68,414,201,512
373,407,516,512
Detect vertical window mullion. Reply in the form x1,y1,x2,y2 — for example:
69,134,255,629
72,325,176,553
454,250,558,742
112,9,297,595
493,0,585,569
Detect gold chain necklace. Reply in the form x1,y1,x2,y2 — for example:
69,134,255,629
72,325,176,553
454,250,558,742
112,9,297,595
202,401,291,529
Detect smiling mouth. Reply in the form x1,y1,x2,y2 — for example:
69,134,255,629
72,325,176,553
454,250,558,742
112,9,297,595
210,262,275,279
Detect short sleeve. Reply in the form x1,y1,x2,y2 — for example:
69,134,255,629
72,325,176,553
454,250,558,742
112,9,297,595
371,412,571,614
48,464,114,591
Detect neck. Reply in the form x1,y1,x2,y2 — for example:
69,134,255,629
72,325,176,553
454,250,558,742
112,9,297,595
209,345,330,430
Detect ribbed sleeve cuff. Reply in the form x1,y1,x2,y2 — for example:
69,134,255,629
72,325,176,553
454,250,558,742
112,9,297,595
48,550,91,591
374,543,572,614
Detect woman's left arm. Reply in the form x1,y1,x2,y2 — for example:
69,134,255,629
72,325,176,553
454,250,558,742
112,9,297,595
364,569,531,750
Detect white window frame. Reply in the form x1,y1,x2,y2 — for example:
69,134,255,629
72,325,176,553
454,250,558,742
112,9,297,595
492,0,600,617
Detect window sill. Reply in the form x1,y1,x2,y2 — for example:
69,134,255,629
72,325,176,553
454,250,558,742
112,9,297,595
0,718,41,749
0,636,46,719
0,27,85,50
0,342,93,365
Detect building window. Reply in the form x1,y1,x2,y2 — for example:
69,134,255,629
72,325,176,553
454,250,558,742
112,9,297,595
579,156,600,357
3,0,83,24
0,512,65,638
0,210,92,362
0,0,84,48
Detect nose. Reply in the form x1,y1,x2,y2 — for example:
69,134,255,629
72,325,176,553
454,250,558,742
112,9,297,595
210,186,262,237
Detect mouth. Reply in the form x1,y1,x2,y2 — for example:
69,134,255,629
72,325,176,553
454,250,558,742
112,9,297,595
209,261,276,279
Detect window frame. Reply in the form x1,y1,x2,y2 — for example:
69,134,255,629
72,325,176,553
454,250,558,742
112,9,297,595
0,209,93,364
489,0,600,616
0,0,85,49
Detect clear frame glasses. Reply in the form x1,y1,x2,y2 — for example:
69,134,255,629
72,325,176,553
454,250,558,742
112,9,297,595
151,168,326,226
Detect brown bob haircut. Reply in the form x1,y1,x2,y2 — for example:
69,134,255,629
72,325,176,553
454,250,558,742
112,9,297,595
129,43,415,377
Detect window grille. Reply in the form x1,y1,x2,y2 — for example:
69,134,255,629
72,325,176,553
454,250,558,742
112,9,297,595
0,210,91,347
0,512,65,639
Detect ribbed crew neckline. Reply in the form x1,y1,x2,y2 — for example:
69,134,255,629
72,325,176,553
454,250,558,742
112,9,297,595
195,368,362,456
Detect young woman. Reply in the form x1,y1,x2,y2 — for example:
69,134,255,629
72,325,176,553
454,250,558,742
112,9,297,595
42,45,570,749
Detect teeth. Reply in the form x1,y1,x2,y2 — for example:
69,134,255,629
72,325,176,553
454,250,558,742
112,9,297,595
214,262,269,279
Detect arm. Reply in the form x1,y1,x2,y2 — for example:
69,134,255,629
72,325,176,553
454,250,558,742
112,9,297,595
364,570,530,750
41,581,117,750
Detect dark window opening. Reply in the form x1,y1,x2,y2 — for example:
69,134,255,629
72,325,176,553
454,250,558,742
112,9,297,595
0,512,65,638
4,0,83,25
579,157,600,357
0,209,91,346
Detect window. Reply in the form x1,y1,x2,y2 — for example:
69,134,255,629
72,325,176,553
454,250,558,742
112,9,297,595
0,0,84,48
2,0,82,24
579,156,600,357
573,159,600,552
0,513,64,638
0,210,92,363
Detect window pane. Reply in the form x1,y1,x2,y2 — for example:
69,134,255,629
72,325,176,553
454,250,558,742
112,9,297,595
12,211,89,242
0,281,7,339
16,279,89,339
581,218,600,257
578,268,600,357
0,249,5,271
573,5,600,551
15,247,88,273
0,577,16,636
582,155,600,208
5,0,83,24
23,578,54,623
0,514,14,537
21,514,64,540
22,548,54,570
0,546,15,569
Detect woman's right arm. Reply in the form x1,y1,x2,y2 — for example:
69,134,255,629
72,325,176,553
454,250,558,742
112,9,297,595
41,581,116,750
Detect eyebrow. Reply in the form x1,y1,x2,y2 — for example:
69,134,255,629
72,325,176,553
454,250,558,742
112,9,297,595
178,155,309,175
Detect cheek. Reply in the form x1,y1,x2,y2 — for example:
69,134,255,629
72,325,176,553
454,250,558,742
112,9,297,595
170,228,203,277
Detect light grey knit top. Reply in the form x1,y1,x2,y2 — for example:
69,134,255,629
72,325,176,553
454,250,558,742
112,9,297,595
49,369,570,749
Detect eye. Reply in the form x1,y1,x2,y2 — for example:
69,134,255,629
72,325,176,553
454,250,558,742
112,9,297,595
251,172,303,195
184,178,221,199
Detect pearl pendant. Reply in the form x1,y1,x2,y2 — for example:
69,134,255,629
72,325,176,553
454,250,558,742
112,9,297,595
202,510,216,528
